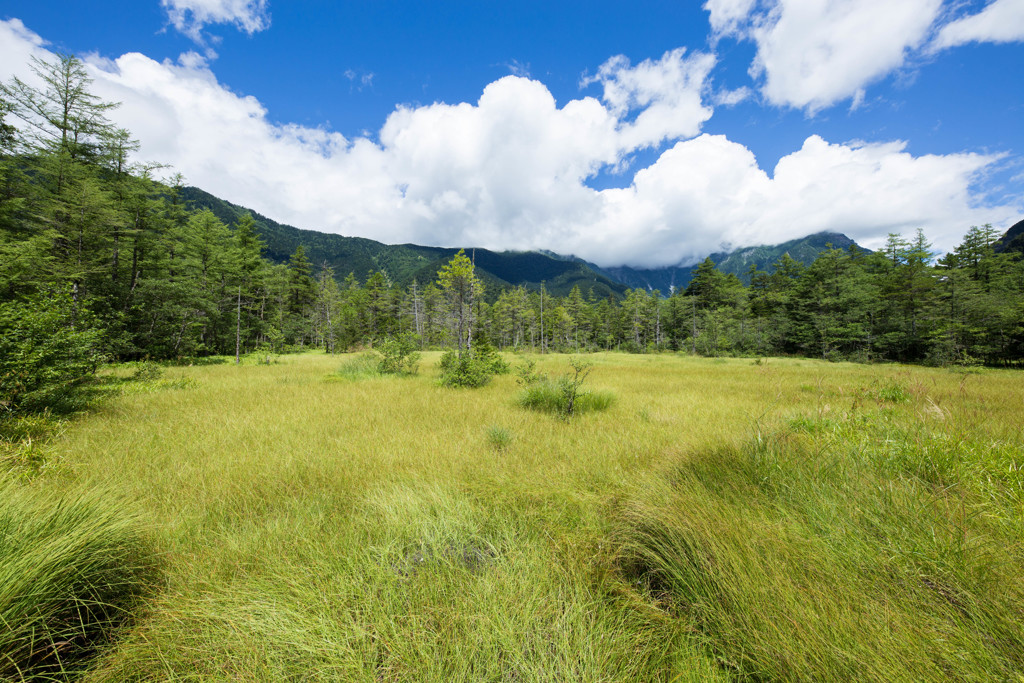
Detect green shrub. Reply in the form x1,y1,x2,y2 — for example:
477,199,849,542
130,362,163,382
242,343,278,365
437,339,509,388
515,358,544,386
0,290,104,417
438,349,493,388
376,334,421,376
0,480,160,679
470,339,509,376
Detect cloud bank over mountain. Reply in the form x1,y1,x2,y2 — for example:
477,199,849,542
1,6,1020,268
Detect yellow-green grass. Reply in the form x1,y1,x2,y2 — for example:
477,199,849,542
4,352,1022,681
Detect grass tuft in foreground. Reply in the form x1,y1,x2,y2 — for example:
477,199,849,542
484,425,513,452
0,480,161,680
616,409,1024,682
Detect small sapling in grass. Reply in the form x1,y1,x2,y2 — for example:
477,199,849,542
516,356,613,418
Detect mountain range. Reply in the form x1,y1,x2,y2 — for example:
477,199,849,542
181,187,627,300
598,232,861,293
182,186,864,298
995,219,1024,255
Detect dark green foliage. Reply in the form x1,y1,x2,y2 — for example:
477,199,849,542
0,290,104,416
438,349,493,388
0,480,160,680
994,218,1024,255
469,338,509,376
376,333,421,375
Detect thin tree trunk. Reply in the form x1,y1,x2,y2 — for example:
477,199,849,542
235,285,241,364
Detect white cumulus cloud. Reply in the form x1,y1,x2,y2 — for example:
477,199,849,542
161,0,270,43
705,0,1024,114
706,0,943,113
582,48,717,150
581,134,1014,267
705,0,759,36
0,18,50,75
933,0,1024,50
0,19,1018,269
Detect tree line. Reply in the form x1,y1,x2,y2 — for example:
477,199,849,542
2,54,1023,414
307,225,1023,368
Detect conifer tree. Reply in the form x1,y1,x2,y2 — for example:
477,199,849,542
436,249,482,354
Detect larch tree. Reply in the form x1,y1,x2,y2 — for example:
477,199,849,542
437,249,483,354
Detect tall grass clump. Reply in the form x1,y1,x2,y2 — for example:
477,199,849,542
334,352,382,380
0,480,160,679
516,357,614,417
1,411,67,480
485,425,513,452
616,415,1024,682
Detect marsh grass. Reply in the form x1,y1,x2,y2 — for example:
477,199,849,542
1,411,68,480
11,351,1022,681
515,357,615,417
485,425,513,452
0,480,160,679
333,351,383,380
617,393,1024,681
516,379,615,416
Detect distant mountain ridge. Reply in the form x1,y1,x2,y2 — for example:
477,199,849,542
180,187,628,301
599,232,861,293
995,219,1024,254
182,186,865,296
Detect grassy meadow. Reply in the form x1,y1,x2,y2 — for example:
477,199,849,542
3,352,1024,681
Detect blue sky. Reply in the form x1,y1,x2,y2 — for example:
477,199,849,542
1,0,1022,267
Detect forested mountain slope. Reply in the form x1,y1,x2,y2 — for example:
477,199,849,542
183,187,866,295
180,187,627,300
995,219,1024,255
